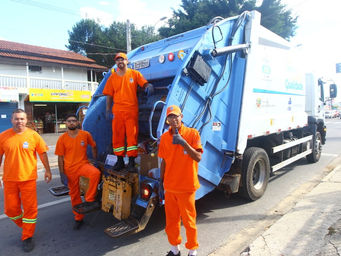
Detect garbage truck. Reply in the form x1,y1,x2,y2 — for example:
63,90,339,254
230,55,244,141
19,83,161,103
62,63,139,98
49,10,337,238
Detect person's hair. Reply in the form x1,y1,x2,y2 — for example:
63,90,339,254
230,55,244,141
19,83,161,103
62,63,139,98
65,114,78,121
12,108,26,118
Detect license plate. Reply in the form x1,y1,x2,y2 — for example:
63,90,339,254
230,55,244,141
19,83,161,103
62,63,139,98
134,59,150,70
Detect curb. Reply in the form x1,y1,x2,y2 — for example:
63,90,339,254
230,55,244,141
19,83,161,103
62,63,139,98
209,155,341,256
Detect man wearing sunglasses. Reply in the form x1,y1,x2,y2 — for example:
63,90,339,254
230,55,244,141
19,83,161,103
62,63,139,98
55,114,100,230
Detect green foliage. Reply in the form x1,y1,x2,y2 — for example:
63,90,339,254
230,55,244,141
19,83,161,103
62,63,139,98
159,0,297,40
66,20,160,67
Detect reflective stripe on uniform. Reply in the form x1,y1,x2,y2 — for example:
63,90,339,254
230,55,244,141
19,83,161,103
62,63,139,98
113,147,125,153
22,218,37,224
126,146,138,152
9,213,23,220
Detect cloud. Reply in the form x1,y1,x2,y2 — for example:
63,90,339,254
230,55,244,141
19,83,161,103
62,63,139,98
80,7,113,26
116,0,177,28
99,1,110,6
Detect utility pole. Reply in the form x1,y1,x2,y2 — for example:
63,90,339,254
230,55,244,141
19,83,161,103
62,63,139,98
126,19,131,52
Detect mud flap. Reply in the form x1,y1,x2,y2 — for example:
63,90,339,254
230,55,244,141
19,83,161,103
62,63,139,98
48,185,69,196
104,197,157,238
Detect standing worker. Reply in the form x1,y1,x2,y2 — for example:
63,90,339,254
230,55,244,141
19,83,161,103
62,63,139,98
0,109,52,253
55,114,100,230
158,105,203,256
103,52,154,172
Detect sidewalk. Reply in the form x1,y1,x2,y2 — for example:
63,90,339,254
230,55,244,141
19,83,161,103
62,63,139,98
37,133,61,170
244,159,341,256
212,156,341,256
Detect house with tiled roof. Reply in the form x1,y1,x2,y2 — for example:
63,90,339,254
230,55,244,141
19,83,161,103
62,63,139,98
0,39,107,133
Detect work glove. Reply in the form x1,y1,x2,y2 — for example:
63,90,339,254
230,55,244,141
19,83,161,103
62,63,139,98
145,83,154,97
172,128,186,146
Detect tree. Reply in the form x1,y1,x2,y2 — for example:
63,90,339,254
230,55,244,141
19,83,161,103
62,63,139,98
67,20,161,67
159,0,297,40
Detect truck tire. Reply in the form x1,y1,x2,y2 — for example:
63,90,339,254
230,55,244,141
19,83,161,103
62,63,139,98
240,147,270,201
306,132,322,163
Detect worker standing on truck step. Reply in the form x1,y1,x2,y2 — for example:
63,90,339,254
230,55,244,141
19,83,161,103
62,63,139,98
103,52,154,172
0,109,52,253
159,105,203,256
55,114,100,230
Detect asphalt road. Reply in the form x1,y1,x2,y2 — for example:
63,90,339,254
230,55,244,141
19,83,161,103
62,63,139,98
0,119,341,256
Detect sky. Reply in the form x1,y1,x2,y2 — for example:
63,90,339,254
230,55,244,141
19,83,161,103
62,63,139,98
1,0,341,88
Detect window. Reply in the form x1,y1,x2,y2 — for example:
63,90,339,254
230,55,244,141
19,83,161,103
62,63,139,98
29,65,42,72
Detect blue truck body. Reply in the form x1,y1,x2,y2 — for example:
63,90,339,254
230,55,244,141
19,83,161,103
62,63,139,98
84,13,249,200
76,11,329,237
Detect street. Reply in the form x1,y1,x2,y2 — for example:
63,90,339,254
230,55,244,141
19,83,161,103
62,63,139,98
1,119,341,256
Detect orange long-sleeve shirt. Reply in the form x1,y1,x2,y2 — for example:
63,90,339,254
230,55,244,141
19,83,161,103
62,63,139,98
0,128,48,181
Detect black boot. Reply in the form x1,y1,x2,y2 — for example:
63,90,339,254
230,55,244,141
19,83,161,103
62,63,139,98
127,157,137,173
113,156,125,171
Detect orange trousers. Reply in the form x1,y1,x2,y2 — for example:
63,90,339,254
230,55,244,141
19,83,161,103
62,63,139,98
164,191,199,250
4,180,37,240
65,163,100,221
112,110,138,157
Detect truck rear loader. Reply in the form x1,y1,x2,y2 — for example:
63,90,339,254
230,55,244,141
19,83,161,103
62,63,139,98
49,10,337,237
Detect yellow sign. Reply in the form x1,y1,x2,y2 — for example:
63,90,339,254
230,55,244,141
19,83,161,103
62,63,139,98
29,88,91,102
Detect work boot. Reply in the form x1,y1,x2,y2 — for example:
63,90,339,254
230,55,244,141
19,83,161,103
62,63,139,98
113,156,125,171
23,237,34,252
127,157,137,173
73,220,84,230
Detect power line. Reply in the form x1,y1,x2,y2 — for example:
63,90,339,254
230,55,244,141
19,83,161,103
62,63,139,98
10,0,79,16
87,52,117,55
68,40,126,51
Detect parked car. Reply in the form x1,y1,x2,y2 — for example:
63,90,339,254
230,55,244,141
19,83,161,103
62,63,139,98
325,111,333,118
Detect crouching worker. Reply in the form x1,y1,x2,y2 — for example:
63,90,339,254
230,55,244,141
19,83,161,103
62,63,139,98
159,105,203,256
55,114,100,230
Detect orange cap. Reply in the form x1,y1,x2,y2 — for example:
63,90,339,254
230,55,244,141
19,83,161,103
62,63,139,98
114,52,128,60
166,105,182,117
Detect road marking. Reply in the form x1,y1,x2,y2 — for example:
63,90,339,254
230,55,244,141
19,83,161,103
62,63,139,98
322,153,339,157
0,197,70,221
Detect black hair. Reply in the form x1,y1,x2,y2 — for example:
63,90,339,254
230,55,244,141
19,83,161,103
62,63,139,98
65,114,78,120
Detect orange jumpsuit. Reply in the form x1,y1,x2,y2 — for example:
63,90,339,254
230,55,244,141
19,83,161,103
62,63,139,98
55,130,100,221
0,128,48,240
158,124,203,250
103,68,148,157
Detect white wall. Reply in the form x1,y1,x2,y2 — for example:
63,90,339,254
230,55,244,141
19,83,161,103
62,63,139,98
0,63,26,76
0,58,89,81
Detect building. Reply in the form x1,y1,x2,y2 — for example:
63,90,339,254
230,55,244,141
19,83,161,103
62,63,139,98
0,40,107,133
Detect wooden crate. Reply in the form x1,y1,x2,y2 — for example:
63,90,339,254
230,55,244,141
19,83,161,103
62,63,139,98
101,174,132,220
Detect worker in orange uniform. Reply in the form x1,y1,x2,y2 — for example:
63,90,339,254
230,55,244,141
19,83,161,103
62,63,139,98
55,114,100,230
0,109,52,253
103,52,154,172
158,105,203,256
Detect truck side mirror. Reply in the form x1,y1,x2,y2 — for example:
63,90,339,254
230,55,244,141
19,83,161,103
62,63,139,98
330,84,337,98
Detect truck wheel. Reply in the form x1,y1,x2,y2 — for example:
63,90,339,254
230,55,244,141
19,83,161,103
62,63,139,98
240,147,270,201
306,132,322,163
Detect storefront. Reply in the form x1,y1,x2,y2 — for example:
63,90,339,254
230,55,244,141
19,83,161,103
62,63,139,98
26,88,91,134
0,88,19,133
